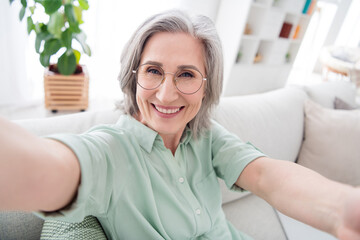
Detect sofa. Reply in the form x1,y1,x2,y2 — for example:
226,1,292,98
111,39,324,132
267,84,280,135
1,81,359,240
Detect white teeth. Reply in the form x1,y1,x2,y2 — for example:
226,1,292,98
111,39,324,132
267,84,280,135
155,105,181,114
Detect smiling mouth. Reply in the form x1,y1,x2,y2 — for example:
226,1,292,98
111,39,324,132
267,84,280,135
152,104,184,114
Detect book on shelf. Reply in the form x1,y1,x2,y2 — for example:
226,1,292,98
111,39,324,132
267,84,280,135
307,0,317,15
279,22,292,38
302,0,316,15
292,25,300,39
302,0,312,14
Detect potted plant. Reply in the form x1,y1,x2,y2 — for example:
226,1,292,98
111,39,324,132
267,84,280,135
10,0,91,112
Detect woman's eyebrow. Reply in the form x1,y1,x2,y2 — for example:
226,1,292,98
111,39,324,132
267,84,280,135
178,65,201,72
142,61,201,72
142,61,163,67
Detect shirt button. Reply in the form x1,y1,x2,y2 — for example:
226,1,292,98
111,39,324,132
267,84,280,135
178,177,185,183
195,209,201,215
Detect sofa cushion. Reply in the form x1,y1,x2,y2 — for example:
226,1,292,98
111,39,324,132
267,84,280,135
303,81,356,108
40,216,107,240
297,100,360,185
222,194,287,240
214,87,306,162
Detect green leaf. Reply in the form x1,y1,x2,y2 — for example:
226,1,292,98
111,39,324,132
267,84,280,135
74,6,83,24
20,0,27,7
78,0,89,10
43,0,62,15
74,32,91,56
35,35,43,53
58,50,76,75
61,28,72,49
19,6,26,21
9,0,15,5
40,52,51,67
65,4,80,33
48,12,64,38
35,31,52,53
27,16,34,34
43,38,62,55
73,49,81,64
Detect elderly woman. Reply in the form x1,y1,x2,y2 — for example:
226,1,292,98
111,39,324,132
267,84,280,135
1,10,359,240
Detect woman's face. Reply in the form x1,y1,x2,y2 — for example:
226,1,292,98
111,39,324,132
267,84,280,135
135,32,206,140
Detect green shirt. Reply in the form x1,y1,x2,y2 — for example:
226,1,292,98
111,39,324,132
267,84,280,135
38,115,265,239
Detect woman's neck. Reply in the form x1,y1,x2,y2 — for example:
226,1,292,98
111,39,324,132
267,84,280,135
159,132,183,155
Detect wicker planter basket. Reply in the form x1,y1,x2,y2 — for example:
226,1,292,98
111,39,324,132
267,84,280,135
44,65,89,113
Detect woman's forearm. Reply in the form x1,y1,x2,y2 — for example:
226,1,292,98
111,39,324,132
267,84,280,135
237,157,354,237
0,117,80,211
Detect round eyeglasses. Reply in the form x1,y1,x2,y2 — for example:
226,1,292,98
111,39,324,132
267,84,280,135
132,63,207,95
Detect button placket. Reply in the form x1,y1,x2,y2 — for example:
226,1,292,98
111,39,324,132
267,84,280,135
165,141,208,235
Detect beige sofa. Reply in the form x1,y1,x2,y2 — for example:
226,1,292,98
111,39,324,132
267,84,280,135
1,81,359,240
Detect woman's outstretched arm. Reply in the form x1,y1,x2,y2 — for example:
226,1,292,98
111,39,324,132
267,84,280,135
237,157,360,239
0,117,80,212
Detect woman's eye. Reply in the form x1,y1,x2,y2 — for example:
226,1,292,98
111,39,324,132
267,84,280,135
147,68,161,75
178,71,194,78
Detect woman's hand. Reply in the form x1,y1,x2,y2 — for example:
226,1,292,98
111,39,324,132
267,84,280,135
337,188,360,240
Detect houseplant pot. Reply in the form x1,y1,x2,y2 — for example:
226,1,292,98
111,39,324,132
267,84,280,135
44,64,89,113
10,0,91,112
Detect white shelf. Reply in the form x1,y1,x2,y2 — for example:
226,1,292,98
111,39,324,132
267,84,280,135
216,0,314,96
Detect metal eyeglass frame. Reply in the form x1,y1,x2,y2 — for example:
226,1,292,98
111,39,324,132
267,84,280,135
132,64,207,95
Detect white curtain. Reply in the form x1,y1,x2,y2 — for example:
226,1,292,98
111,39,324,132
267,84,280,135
0,1,34,107
1,0,219,108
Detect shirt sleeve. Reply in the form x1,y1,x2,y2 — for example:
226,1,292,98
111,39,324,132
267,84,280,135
35,124,133,223
211,120,267,192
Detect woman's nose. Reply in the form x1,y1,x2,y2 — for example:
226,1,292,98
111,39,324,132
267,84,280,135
155,73,179,103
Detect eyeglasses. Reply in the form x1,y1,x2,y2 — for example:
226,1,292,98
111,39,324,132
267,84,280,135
132,63,207,95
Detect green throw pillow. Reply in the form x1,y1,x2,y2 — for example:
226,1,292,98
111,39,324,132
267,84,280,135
40,216,107,240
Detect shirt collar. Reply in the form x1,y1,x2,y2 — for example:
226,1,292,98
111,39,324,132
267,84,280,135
116,114,193,153
116,115,157,153
181,127,192,145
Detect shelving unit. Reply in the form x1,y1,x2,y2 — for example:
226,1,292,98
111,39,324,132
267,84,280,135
216,0,314,96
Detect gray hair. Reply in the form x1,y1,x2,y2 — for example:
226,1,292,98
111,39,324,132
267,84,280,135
117,10,223,137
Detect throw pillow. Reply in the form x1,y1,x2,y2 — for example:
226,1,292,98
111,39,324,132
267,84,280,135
297,100,360,186
334,97,359,110
40,216,107,240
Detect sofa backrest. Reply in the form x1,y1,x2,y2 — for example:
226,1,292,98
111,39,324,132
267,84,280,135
14,109,122,136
